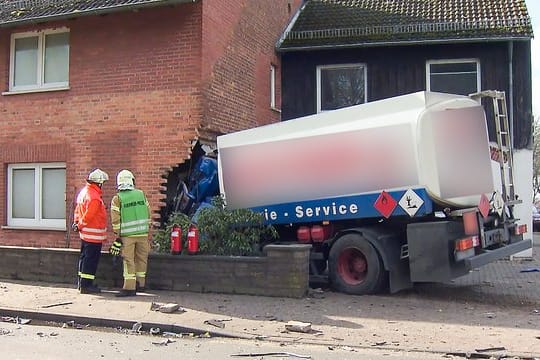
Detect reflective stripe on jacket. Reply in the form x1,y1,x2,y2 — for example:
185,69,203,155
74,183,107,243
117,189,150,237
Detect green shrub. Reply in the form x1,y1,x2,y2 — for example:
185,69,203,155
196,196,278,256
152,212,191,254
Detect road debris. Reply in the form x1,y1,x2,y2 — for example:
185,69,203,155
0,328,11,335
445,351,501,359
37,331,59,337
474,347,506,353
204,319,231,329
284,321,321,334
132,322,143,332
285,321,311,333
307,288,325,299
162,331,183,338
149,327,160,335
150,302,185,314
1,316,31,325
152,338,175,346
41,301,73,308
62,320,86,329
231,351,311,358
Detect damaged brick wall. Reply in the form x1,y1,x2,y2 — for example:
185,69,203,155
0,0,301,249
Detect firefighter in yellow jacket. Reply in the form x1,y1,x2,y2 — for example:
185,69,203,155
110,170,151,297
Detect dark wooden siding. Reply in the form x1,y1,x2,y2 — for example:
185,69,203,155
281,41,532,149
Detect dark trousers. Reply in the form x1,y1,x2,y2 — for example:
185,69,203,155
78,241,103,288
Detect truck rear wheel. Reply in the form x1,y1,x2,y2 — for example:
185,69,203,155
329,233,386,295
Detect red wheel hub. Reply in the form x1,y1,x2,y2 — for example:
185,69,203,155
337,248,367,285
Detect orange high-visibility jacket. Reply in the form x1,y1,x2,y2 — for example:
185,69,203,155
74,183,107,243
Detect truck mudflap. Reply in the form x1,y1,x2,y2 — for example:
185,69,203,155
464,238,532,270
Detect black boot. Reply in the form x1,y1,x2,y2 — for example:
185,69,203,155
115,289,136,297
80,285,101,294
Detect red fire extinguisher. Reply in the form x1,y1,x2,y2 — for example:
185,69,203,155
170,224,182,255
187,224,199,255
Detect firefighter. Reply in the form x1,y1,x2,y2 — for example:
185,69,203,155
73,169,109,294
110,170,151,297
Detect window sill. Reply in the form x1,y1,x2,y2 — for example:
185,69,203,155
2,86,70,96
2,225,66,232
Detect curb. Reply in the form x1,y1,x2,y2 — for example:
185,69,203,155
0,307,241,339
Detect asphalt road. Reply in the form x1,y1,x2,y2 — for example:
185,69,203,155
0,321,449,360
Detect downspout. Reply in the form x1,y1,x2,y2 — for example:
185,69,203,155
508,41,514,147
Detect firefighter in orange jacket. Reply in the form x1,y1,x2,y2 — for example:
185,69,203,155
73,169,109,294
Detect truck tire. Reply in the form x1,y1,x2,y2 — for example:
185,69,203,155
328,233,386,295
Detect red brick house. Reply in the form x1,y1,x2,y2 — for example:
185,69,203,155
0,0,301,248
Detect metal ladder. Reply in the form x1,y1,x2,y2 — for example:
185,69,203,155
469,90,517,206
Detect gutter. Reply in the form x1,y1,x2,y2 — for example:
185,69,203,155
0,0,197,28
277,36,532,52
275,1,306,51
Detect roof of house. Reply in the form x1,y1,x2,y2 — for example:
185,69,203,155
0,0,196,27
277,0,534,51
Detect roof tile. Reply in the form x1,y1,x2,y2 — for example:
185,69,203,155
279,0,533,50
0,0,195,26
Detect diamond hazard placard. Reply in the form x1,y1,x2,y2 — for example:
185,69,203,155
398,189,424,217
478,193,490,219
374,191,397,218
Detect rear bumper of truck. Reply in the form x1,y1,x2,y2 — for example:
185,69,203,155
464,238,532,270
408,221,532,283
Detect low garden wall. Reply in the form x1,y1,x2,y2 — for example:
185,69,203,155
0,244,311,298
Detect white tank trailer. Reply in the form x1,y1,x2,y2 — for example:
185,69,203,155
216,91,531,295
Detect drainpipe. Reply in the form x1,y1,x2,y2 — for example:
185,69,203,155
508,41,514,147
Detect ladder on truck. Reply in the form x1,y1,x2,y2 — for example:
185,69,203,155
469,90,519,213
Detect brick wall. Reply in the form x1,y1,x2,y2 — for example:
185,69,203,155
0,4,204,248
0,244,311,298
201,0,302,133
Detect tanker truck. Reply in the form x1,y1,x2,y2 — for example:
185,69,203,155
196,90,531,295
165,91,532,295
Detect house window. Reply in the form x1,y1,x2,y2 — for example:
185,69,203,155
10,29,69,92
426,59,480,96
7,163,66,229
316,64,367,112
270,64,277,110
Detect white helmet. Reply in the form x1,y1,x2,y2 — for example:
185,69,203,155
87,169,109,184
117,169,135,190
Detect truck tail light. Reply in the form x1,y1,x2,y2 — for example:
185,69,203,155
310,224,333,242
297,226,311,243
455,235,480,252
515,224,527,235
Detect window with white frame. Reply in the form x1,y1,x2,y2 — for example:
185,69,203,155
317,64,367,113
7,163,66,229
426,59,480,96
10,29,70,92
270,64,277,110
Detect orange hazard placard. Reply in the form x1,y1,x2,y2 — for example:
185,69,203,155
478,193,490,219
374,191,397,218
